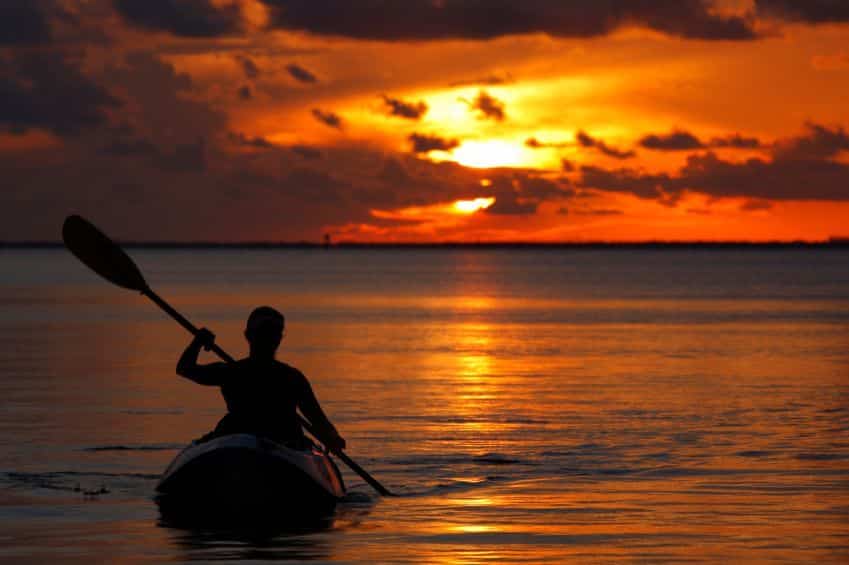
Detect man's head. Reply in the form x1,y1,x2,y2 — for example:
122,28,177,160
245,306,285,358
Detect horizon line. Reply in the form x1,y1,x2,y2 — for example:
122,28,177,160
2,239,849,250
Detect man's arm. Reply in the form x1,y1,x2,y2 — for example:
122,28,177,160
297,375,346,452
176,328,228,386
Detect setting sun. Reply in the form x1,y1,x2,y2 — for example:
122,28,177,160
453,197,495,214
452,141,529,168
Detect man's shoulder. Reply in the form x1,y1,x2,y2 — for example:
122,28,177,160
273,360,306,378
272,361,309,392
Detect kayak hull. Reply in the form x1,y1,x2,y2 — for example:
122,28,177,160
156,434,345,519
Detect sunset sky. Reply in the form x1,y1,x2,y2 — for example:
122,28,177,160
2,0,849,242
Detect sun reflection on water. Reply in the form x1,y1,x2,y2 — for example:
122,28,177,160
455,497,495,507
452,524,495,534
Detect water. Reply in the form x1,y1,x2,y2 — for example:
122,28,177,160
1,247,848,563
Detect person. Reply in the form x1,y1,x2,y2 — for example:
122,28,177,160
176,306,346,452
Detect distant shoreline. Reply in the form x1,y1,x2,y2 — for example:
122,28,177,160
3,240,848,250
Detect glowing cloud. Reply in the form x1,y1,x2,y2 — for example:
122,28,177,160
454,197,496,214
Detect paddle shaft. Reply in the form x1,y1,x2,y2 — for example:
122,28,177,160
141,287,394,496
333,450,392,496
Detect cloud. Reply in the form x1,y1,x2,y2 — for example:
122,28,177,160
564,208,625,216
578,123,849,201
740,199,773,211
102,52,226,143
576,131,635,159
525,137,544,148
53,52,227,176
0,1,52,45
579,165,671,200
381,95,428,120
487,199,538,215
0,50,119,135
158,138,207,172
229,131,274,148
258,0,757,41
113,0,243,37
525,137,569,149
311,108,343,129
449,72,515,87
477,173,570,215
286,63,318,84
236,55,260,79
710,134,762,149
640,130,762,150
755,0,849,23
103,0,849,43
773,122,849,159
408,133,460,153
99,129,158,156
291,145,322,159
465,90,506,121
639,130,704,150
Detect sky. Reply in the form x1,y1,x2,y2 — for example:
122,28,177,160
2,0,849,242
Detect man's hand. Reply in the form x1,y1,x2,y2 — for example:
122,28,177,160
194,328,216,351
325,433,346,452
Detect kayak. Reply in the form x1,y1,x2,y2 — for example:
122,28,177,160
155,434,345,518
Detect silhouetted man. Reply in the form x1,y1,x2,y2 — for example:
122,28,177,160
176,306,346,452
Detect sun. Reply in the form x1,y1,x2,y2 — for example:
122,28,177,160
451,140,529,168
453,197,495,214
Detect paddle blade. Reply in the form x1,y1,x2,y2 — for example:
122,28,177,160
62,215,148,292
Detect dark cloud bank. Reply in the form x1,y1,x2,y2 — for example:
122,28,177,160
112,0,849,41
578,123,849,202
259,0,757,41
0,2,53,45
640,130,762,151
0,50,118,135
113,0,242,37
755,0,849,23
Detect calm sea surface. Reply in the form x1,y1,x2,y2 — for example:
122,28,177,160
1,248,848,563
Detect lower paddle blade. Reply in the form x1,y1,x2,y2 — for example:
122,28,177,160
62,215,148,292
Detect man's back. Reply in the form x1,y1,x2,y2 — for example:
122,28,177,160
217,358,308,442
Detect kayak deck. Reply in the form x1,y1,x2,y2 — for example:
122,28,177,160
156,434,345,517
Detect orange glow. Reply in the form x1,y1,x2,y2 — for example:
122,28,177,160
369,197,497,225
453,198,495,214
451,140,531,168
211,29,849,243
5,5,849,244
0,131,61,151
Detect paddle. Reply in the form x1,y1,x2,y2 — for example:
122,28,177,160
62,214,394,497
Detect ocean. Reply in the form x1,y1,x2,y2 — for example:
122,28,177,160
1,247,847,563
